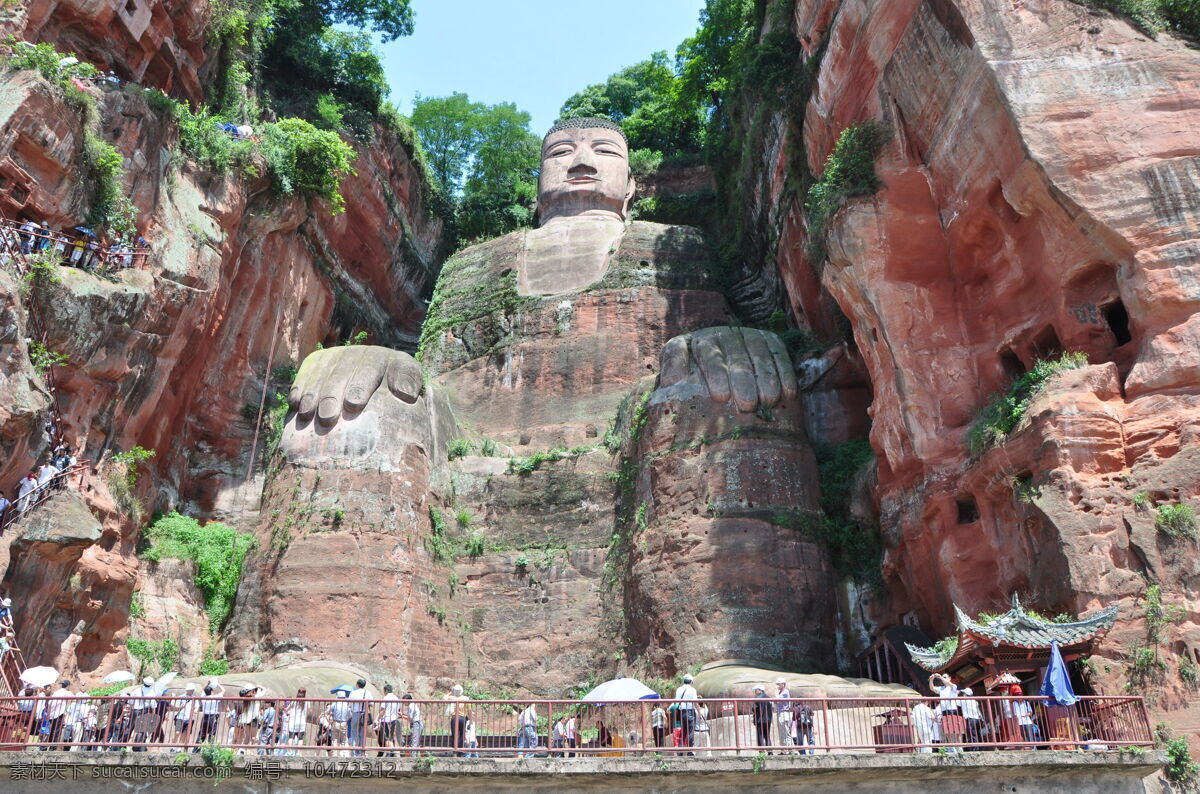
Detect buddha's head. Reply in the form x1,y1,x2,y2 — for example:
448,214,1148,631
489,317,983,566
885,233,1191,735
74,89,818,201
537,117,635,226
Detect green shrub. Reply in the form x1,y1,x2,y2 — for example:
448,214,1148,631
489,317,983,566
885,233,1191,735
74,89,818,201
629,148,664,176
21,248,62,291
967,352,1088,457
455,509,472,529
479,438,498,457
507,447,569,476
804,121,890,260
1155,503,1197,540
126,635,179,678
258,118,358,213
1078,0,1200,38
198,654,229,677
425,506,453,564
129,591,145,619
465,531,485,559
27,341,68,374
447,439,472,459
199,741,236,769
88,683,127,697
813,438,882,585
141,512,255,632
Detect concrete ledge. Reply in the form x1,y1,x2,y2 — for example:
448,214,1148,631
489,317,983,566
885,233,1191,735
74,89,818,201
0,749,1167,791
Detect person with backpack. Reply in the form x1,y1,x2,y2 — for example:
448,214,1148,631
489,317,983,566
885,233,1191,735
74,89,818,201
793,700,816,754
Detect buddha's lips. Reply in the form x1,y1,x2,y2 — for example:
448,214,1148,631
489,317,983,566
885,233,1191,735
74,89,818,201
566,175,601,183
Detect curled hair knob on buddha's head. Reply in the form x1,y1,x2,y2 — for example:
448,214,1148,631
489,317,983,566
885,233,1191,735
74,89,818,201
544,116,627,142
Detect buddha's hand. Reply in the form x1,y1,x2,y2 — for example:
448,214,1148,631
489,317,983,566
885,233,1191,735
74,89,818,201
658,327,797,413
288,345,423,428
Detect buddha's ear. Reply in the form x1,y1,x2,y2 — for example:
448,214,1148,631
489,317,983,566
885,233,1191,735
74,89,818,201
622,175,637,219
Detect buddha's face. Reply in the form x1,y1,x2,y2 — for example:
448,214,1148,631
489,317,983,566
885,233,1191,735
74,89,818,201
537,127,635,224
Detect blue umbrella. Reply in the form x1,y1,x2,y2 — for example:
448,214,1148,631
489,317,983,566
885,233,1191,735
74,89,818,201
1040,640,1078,706
73,226,97,238
330,684,355,694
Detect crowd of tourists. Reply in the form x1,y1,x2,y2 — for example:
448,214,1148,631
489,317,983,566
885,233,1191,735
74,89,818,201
0,217,148,273
0,444,79,529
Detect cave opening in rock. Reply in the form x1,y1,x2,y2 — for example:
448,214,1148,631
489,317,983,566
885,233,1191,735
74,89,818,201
1030,325,1063,361
1000,349,1026,380
1103,299,1132,346
956,496,980,524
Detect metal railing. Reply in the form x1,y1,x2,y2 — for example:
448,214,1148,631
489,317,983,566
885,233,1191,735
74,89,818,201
0,220,150,272
0,695,1153,756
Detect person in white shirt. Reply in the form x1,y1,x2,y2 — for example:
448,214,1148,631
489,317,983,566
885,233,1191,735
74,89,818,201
0,493,11,525
347,679,369,756
551,715,566,756
401,694,423,756
694,702,712,756
44,680,72,748
911,701,937,752
282,688,309,755
325,691,352,756
565,714,577,757
774,677,795,751
64,689,87,749
16,470,38,512
130,677,157,750
674,674,699,754
196,680,225,749
465,716,478,757
959,687,985,750
929,674,963,752
170,682,198,748
516,702,538,758
36,461,58,491
377,684,401,756
650,704,667,747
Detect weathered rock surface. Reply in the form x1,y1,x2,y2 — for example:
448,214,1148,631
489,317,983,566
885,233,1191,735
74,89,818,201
754,0,1200,734
0,62,446,679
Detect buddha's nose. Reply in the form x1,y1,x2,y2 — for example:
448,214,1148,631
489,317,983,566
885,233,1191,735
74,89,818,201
568,146,597,174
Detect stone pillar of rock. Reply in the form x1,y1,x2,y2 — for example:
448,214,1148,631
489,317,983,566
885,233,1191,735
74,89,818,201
622,327,837,673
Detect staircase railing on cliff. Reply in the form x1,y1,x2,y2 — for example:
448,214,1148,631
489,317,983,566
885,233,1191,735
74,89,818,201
0,463,91,537
0,615,27,700
0,694,1153,755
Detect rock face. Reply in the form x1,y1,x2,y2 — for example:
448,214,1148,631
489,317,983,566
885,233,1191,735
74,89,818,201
0,61,446,678
229,217,841,693
5,0,210,103
749,0,1200,730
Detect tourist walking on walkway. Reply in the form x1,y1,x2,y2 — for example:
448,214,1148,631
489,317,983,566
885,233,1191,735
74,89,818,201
650,703,667,747
444,684,469,755
674,674,698,753
282,689,308,754
960,687,985,750
774,677,794,750
751,685,773,750
694,702,712,756
517,701,538,757
377,684,400,756
347,679,368,756
911,700,937,752
401,694,422,756
16,470,37,512
196,682,224,748
326,690,351,756
171,683,197,748
794,700,816,754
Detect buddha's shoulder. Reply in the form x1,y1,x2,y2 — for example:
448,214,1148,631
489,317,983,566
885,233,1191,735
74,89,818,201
600,220,722,293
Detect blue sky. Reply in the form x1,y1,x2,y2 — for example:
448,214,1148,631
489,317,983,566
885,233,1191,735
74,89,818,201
379,0,707,137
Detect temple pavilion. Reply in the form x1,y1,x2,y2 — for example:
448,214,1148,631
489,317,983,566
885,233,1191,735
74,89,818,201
901,595,1119,691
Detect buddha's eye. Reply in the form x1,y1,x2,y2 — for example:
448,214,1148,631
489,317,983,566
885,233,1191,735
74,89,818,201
548,147,572,157
595,147,620,156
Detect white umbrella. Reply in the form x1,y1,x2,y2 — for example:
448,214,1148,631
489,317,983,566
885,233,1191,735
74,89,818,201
102,670,136,684
154,672,177,695
581,677,661,704
19,666,59,688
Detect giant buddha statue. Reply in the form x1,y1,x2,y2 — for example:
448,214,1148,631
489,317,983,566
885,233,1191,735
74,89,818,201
227,118,836,692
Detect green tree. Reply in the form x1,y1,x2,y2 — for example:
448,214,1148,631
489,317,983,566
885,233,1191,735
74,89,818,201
409,93,486,194
674,0,757,122
459,103,540,240
558,52,700,155
407,95,541,241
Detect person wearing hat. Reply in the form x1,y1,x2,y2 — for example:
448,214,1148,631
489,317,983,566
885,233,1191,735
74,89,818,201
751,685,774,750
774,677,795,752
129,676,157,750
673,674,699,753
171,683,198,749
443,684,469,756
324,690,352,756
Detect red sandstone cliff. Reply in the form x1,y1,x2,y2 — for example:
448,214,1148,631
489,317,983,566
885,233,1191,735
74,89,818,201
753,0,1200,733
